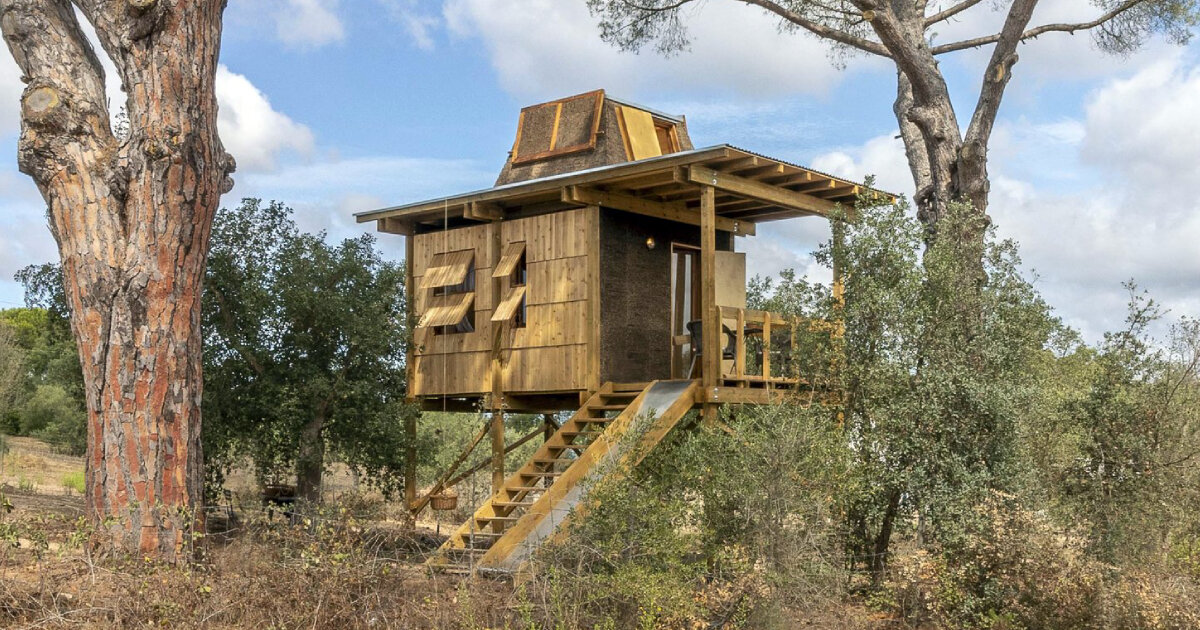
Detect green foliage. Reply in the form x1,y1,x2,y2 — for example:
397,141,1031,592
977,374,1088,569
536,403,853,627
1030,290,1200,567
753,197,1058,580
202,199,415,497
0,322,25,425
28,387,87,456
61,471,85,495
0,267,87,455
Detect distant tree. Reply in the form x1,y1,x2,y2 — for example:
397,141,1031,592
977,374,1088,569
0,0,235,560
0,322,24,422
587,0,1197,242
204,199,413,502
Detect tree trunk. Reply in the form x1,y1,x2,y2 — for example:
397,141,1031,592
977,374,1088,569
0,0,233,562
869,488,902,587
297,407,326,503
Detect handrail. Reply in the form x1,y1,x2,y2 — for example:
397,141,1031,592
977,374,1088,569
718,307,838,384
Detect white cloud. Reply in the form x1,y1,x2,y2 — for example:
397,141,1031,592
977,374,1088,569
273,0,345,48
228,153,496,251
809,132,913,197
1080,51,1200,197
443,0,882,101
216,65,316,173
379,0,440,50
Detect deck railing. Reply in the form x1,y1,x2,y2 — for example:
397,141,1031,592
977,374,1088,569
717,306,840,388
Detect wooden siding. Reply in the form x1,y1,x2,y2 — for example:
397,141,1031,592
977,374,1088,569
411,209,593,397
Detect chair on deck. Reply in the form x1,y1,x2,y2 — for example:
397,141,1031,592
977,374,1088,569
684,319,737,379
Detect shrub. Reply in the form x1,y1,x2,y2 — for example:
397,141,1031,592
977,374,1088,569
60,471,85,495
18,385,85,455
530,403,855,628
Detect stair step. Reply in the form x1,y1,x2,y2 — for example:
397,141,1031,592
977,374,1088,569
533,456,577,464
461,531,504,539
611,382,650,392
477,515,520,523
559,427,604,436
588,404,629,411
507,485,547,492
521,471,561,478
492,500,534,508
446,547,487,556
577,416,614,423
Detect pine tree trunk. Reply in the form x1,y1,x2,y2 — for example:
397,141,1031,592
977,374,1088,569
0,0,233,562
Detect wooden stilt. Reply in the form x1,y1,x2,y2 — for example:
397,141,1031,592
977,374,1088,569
404,410,417,509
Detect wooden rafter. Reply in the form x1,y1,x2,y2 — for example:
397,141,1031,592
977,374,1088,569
686,165,836,217
561,185,756,236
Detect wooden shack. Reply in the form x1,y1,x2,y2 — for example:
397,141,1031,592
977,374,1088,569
355,90,885,573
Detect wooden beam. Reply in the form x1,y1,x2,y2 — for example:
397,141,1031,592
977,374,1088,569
466,201,503,221
688,165,837,217
810,183,860,199
379,217,413,236
562,185,756,236
700,185,719,426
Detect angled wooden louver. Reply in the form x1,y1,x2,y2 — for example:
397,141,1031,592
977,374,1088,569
420,293,474,328
492,242,526,279
422,250,474,290
491,285,527,323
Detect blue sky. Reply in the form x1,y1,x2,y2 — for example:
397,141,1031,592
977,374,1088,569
1,0,1199,342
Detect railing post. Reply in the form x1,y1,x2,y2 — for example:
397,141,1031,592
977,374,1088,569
762,315,772,381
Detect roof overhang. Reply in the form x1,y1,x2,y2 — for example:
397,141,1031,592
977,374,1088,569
355,145,894,236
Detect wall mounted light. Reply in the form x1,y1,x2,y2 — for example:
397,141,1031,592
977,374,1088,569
645,237,656,250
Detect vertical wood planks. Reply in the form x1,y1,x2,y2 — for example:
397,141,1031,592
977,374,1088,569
586,205,602,393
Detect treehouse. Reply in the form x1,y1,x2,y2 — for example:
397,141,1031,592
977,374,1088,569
355,90,885,574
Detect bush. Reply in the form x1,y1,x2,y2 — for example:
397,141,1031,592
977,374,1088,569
60,471,85,495
882,491,1200,629
18,385,86,455
529,403,855,628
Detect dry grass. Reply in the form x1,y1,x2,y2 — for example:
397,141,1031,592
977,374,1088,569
0,436,882,629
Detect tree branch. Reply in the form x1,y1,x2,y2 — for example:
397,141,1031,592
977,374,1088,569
924,0,985,27
737,0,892,58
964,0,1037,150
0,0,111,141
931,0,1149,55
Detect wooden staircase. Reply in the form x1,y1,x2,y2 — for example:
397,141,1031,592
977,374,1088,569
427,380,699,574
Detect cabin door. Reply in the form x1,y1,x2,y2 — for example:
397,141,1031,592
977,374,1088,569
670,244,701,379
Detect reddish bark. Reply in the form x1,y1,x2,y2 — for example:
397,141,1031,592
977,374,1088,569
0,0,233,561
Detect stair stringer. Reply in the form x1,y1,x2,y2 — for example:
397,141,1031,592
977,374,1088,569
478,379,700,573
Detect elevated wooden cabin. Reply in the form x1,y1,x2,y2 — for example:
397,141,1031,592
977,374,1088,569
355,90,886,574
357,89,876,413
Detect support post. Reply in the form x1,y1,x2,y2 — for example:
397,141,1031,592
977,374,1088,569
404,410,417,509
700,185,719,425
491,410,505,495
585,205,602,393
404,232,418,508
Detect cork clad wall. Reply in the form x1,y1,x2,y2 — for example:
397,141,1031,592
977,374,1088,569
598,209,732,385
